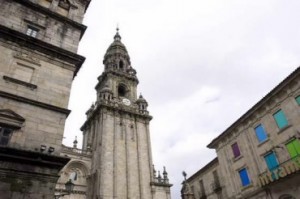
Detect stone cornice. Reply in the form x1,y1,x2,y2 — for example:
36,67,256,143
0,24,85,78
208,66,300,149
95,70,139,90
3,76,37,90
12,0,87,39
0,146,70,170
186,157,218,183
0,91,71,116
150,182,173,188
81,100,152,131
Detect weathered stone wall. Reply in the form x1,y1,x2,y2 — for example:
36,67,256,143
185,159,226,199
0,0,86,53
152,186,172,199
0,42,77,153
85,108,156,199
0,44,74,108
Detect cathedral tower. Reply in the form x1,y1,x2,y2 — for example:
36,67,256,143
81,29,172,199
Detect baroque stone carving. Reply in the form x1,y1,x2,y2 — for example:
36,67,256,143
14,51,41,66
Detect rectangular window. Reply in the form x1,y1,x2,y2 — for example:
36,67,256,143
264,152,279,171
273,109,288,129
199,180,205,195
26,26,39,38
13,64,34,83
0,127,13,145
239,168,250,187
255,124,268,143
286,139,300,159
296,96,300,105
232,142,241,158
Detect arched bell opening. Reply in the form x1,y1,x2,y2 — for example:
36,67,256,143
118,84,128,98
119,60,124,71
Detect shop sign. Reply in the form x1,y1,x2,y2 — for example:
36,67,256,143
258,156,300,187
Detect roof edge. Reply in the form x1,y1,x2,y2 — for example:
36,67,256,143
207,66,300,149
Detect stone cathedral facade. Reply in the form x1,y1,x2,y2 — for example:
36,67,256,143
0,0,91,198
0,0,172,198
56,30,172,199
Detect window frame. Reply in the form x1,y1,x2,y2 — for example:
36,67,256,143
238,168,251,187
273,109,288,129
264,151,279,171
231,142,241,158
286,139,300,159
26,26,39,38
0,126,14,146
254,124,268,143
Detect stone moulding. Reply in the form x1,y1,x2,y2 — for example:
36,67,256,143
3,75,38,90
0,91,71,116
0,109,25,129
0,24,85,78
80,102,152,131
12,0,87,39
0,146,70,169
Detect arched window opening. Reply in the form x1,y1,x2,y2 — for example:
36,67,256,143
118,84,127,97
119,60,124,70
69,171,78,182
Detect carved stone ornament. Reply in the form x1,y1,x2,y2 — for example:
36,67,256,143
14,52,40,66
59,0,71,10
0,109,25,129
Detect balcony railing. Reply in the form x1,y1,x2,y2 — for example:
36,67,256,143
61,145,91,156
211,181,222,192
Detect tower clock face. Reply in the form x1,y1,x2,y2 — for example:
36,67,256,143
122,98,131,106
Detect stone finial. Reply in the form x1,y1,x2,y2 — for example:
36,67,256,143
153,165,157,179
73,136,78,148
114,27,121,41
86,103,95,117
182,171,187,181
157,171,162,183
163,166,169,183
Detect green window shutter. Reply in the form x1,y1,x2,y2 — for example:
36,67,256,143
293,139,300,155
286,139,300,158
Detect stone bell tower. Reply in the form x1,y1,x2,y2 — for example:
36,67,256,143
81,29,172,199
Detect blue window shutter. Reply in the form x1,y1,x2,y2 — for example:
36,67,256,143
239,168,250,186
273,110,288,129
264,152,279,170
255,124,268,142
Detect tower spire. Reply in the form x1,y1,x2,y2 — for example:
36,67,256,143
114,26,121,41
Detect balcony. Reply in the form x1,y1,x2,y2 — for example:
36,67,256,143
211,181,222,193
61,145,91,157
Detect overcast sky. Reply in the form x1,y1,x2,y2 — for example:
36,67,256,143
64,0,300,198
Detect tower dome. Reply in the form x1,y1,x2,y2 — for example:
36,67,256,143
103,28,131,72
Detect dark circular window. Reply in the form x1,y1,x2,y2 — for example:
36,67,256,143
118,84,126,97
